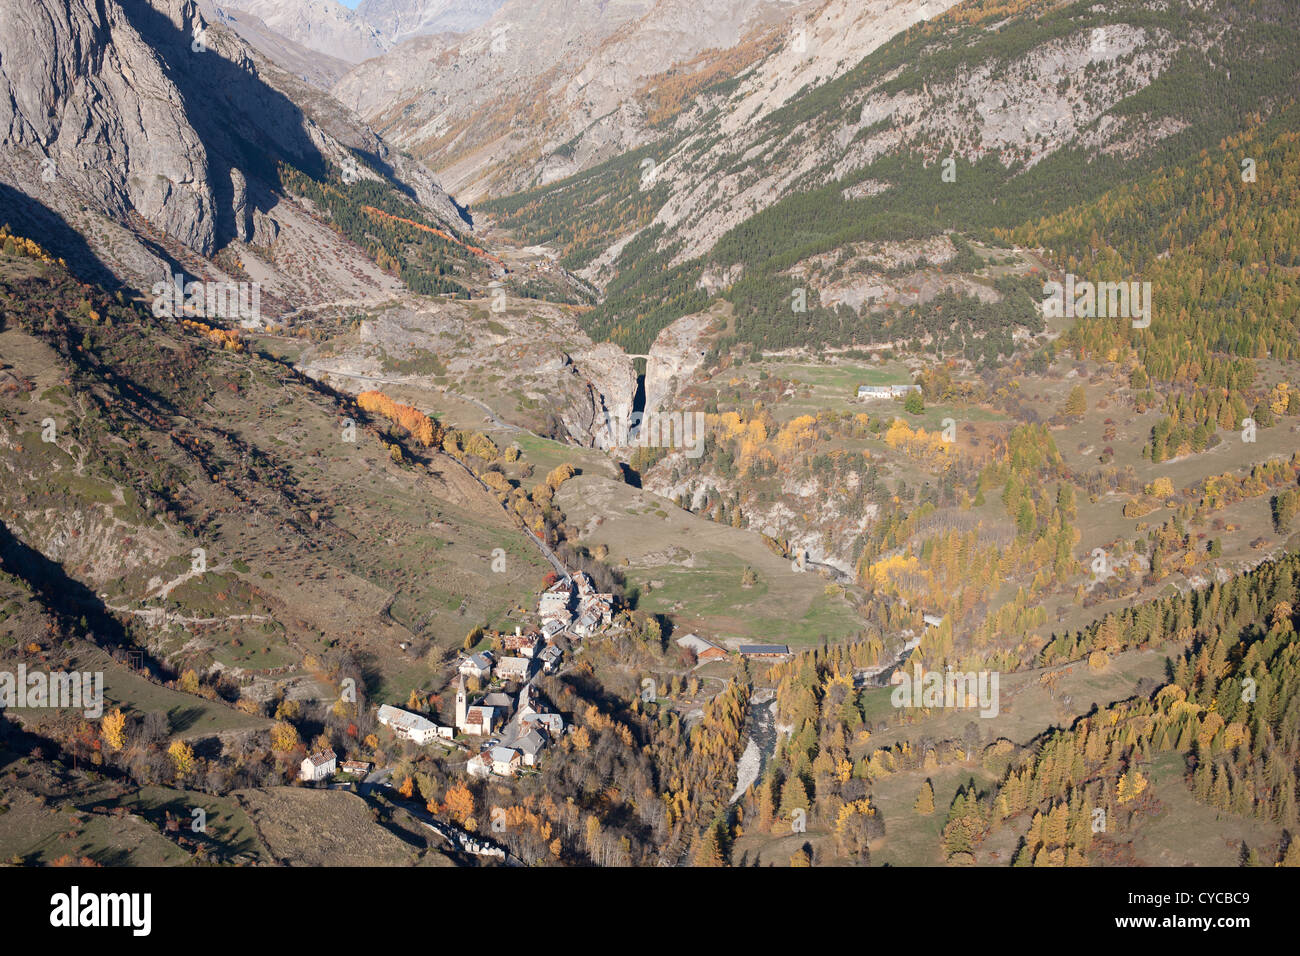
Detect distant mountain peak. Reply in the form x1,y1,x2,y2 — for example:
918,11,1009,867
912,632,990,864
214,0,390,62
355,0,507,44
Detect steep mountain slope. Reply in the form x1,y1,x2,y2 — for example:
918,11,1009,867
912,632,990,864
1,0,1299,874
215,0,390,62
0,0,474,311
0,242,547,681
202,2,353,87
481,0,1300,354
356,0,506,44
333,0,812,200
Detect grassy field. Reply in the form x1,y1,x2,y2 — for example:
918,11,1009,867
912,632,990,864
559,475,864,646
1123,751,1283,866
0,789,191,866
41,644,273,740
870,763,1001,866
114,786,270,863
235,787,452,866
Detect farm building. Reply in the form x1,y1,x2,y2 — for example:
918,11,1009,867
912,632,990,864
857,384,921,400
676,633,728,663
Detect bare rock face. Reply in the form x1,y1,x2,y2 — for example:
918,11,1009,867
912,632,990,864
0,0,469,273
298,296,636,449
333,0,804,200
571,342,637,447
0,0,219,253
643,307,718,419
201,3,353,88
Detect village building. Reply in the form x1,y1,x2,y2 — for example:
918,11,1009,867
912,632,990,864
538,578,574,618
521,711,564,736
462,705,495,736
377,704,442,745
466,750,492,779
496,656,533,682
676,633,728,663
481,691,515,716
455,674,497,735
464,683,566,778
299,749,336,782
541,618,567,642
576,593,614,628
490,746,522,777
513,729,547,767
571,611,600,639
516,683,565,737
737,644,791,659
539,643,563,673
504,626,541,657
340,760,371,777
458,651,494,680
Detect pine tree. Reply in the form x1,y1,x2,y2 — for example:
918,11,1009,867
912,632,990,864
914,779,935,815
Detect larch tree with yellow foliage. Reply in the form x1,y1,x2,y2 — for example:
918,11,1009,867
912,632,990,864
168,740,196,777
100,709,127,752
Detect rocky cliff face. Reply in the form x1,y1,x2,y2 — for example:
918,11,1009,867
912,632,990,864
646,0,966,265
0,0,466,275
202,3,353,88
333,0,808,200
297,297,636,448
1,0,222,255
643,306,719,419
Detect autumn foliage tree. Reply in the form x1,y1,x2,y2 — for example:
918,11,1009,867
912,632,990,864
100,709,127,752
444,781,475,825
357,390,441,447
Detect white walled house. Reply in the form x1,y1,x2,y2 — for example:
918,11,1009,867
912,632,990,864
467,751,492,779
857,384,921,400
299,749,336,782
490,746,522,777
461,705,495,736
377,704,441,745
